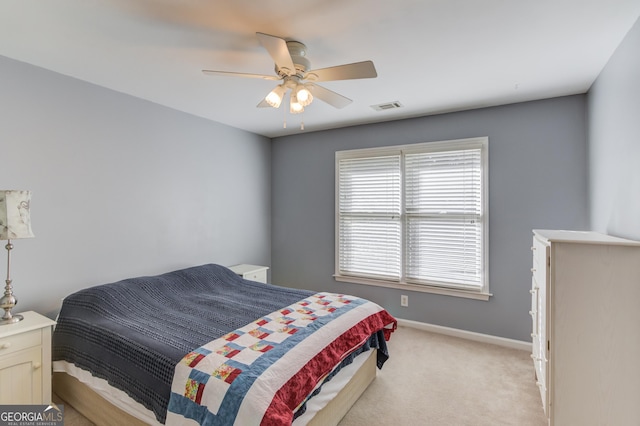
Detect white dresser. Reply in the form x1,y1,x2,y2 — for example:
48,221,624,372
0,311,56,404
531,230,640,425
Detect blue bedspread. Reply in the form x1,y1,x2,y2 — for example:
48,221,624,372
52,264,317,423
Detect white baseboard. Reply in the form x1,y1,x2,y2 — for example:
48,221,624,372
396,318,531,352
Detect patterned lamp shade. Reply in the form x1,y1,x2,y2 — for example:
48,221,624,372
0,190,35,240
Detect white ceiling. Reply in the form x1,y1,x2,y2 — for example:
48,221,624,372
1,1,639,138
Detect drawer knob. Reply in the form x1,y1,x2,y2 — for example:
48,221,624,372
530,354,542,361
33,362,41,370
531,333,537,338
529,310,536,316
531,267,536,273
531,246,536,251
529,289,536,294
0,342,11,349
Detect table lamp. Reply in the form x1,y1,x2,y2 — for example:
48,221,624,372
0,190,34,325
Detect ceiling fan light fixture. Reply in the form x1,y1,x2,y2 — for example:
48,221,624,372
295,84,313,107
290,91,304,114
202,33,377,126
265,84,286,108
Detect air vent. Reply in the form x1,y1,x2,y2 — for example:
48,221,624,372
371,101,403,112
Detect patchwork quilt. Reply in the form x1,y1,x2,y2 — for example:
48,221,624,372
166,292,396,426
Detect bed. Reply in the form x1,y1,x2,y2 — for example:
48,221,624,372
52,263,396,425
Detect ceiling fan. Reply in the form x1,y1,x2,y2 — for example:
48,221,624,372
202,32,377,116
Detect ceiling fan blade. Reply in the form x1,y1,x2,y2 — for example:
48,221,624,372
306,61,377,82
308,83,353,109
202,70,280,81
256,32,295,76
257,98,271,108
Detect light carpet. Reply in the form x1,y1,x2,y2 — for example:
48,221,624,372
339,325,547,425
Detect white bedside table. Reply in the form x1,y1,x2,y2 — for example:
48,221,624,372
0,311,56,404
228,264,269,283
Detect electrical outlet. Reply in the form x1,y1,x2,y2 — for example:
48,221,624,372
400,294,408,307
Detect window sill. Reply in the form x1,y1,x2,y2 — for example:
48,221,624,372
333,274,492,301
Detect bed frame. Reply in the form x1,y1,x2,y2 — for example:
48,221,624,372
53,349,377,425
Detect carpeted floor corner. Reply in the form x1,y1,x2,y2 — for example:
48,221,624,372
339,326,547,426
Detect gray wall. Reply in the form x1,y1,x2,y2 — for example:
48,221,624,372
588,17,640,241
271,96,589,342
0,56,271,318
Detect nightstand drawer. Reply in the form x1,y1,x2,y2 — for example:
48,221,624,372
0,329,41,355
244,269,267,283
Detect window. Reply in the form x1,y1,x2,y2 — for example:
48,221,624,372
335,137,489,300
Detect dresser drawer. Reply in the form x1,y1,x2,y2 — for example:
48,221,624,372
0,329,41,355
532,240,548,285
530,276,539,328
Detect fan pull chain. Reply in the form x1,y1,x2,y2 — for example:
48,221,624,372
300,111,305,130
283,103,287,128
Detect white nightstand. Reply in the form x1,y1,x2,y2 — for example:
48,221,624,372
0,311,56,404
228,264,269,283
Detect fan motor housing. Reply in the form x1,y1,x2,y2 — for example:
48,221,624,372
286,40,310,75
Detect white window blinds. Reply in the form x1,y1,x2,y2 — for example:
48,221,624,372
336,137,488,294
405,149,483,288
337,155,401,280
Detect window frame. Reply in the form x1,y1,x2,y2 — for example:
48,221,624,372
334,137,490,301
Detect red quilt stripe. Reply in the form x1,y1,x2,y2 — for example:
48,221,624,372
195,383,205,405
188,353,205,367
259,308,397,426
